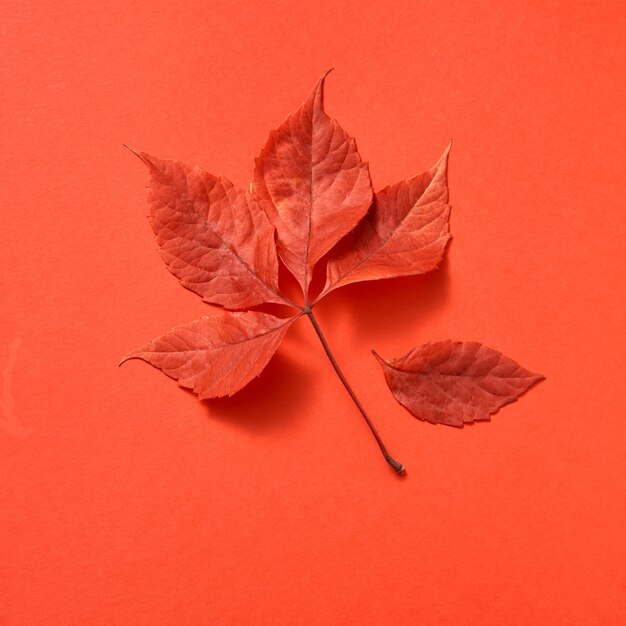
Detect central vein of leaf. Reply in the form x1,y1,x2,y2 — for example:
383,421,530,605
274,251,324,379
304,113,315,302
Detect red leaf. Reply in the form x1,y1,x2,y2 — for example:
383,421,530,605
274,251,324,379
121,310,297,399
252,71,373,296
124,74,545,473
374,341,543,426
131,150,289,310
321,145,451,298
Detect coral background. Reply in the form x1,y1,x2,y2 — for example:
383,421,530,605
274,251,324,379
1,1,624,624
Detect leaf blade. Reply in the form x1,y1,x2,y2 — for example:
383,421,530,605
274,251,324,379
252,72,373,295
121,310,298,399
133,151,289,310
322,145,451,297
374,341,544,426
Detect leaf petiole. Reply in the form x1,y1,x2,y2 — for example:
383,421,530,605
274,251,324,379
304,309,405,475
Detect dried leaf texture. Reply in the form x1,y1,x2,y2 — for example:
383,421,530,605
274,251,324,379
133,151,287,310
121,310,296,399
374,341,543,426
124,75,543,473
323,145,451,296
252,72,373,296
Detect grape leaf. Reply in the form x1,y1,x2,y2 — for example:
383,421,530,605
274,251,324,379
373,342,544,426
123,72,544,474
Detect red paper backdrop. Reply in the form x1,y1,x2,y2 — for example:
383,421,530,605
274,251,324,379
1,1,624,624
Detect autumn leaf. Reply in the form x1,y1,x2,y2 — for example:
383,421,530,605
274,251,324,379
127,150,293,310
252,70,373,297
319,144,451,299
121,310,297,399
123,72,543,475
373,342,544,427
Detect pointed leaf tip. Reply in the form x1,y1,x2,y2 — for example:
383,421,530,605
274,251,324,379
123,145,162,171
123,144,147,163
371,349,384,364
320,67,334,83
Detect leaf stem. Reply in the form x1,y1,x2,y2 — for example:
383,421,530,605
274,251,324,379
305,309,405,474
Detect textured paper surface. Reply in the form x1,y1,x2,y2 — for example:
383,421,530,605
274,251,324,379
1,1,625,624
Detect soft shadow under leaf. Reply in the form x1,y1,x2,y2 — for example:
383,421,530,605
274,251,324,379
196,352,310,435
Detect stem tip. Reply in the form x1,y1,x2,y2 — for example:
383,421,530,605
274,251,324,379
386,455,406,475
